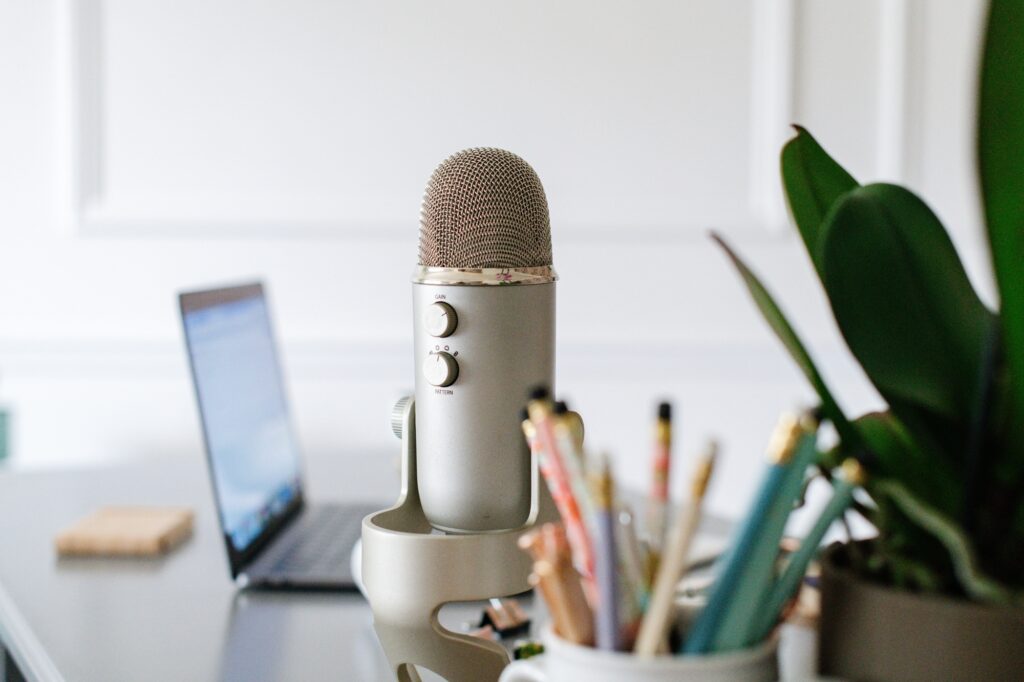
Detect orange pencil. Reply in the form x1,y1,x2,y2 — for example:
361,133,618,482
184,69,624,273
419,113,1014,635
526,391,596,601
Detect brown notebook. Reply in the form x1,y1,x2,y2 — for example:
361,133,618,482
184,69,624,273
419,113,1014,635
55,506,194,557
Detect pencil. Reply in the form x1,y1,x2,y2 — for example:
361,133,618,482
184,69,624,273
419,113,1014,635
616,504,649,619
711,410,821,651
682,411,818,654
645,402,673,582
611,505,645,651
635,442,717,656
552,402,595,536
520,524,594,645
748,458,866,642
591,453,621,651
526,391,596,598
519,528,573,638
563,409,585,455
544,523,595,645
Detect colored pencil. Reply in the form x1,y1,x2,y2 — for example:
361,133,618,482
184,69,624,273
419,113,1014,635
552,402,595,535
748,458,866,642
520,524,594,645
590,453,621,650
712,411,820,651
616,504,650,618
645,402,673,582
526,394,596,599
682,411,817,654
635,442,717,656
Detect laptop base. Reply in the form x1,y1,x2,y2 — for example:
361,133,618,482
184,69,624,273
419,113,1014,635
239,502,378,591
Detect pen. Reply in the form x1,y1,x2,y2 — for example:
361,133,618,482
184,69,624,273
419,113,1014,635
635,442,717,656
683,410,818,654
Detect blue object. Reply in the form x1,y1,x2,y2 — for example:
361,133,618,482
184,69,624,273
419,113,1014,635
682,422,818,654
749,476,857,641
714,432,819,650
682,462,787,654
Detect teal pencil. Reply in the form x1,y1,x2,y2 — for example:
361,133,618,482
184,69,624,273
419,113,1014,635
682,411,818,654
748,458,867,641
712,412,821,651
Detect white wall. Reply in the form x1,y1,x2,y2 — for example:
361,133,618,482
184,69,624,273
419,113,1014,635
0,0,990,520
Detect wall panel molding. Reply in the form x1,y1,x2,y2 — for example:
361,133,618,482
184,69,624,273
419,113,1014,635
59,0,799,241
876,0,913,181
749,0,797,232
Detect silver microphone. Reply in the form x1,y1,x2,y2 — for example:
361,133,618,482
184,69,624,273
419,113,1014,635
413,148,556,533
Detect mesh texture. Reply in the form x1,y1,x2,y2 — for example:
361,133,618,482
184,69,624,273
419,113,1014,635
418,148,552,268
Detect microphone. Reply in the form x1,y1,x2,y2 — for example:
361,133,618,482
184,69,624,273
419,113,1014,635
413,148,557,533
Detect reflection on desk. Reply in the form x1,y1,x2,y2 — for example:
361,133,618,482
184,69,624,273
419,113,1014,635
219,592,388,681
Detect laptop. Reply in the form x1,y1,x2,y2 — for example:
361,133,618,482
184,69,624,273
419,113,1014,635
179,282,378,590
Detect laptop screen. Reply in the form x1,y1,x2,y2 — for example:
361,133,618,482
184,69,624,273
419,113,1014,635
180,284,303,560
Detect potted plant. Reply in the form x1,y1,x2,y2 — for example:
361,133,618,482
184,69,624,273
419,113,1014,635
713,1,1024,679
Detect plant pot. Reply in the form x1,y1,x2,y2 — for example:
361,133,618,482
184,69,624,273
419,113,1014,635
818,541,1024,682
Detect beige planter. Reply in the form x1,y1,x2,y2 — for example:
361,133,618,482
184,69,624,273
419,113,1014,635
818,542,1024,682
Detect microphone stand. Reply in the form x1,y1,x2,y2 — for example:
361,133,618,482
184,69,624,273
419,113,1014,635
361,397,558,682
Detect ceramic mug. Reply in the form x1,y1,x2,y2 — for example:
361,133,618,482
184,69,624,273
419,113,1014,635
499,627,778,682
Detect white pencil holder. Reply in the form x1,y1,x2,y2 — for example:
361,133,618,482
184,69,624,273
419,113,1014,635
499,626,778,682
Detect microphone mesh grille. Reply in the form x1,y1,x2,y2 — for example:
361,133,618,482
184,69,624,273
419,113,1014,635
419,148,552,268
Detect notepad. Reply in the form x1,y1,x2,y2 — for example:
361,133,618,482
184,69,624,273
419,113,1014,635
55,506,193,557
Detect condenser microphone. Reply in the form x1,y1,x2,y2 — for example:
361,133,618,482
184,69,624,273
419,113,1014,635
413,148,556,533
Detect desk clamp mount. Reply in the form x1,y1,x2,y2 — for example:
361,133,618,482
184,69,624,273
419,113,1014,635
361,397,557,682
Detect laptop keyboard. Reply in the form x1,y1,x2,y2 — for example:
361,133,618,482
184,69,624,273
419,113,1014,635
270,505,370,577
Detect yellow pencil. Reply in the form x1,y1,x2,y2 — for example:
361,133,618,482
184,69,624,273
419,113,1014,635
645,402,674,583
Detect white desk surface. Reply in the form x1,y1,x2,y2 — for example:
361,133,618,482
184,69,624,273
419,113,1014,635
0,451,825,681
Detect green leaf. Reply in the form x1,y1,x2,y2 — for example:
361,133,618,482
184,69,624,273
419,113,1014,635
978,0,1024,480
711,233,860,448
819,184,994,421
883,397,967,474
781,126,859,278
852,412,959,519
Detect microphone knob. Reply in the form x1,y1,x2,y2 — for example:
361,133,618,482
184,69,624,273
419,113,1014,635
423,302,458,337
423,352,459,387
390,396,412,439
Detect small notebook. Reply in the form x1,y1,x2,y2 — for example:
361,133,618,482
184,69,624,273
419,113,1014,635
55,506,193,557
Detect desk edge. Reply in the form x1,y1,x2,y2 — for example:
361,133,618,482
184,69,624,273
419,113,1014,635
0,578,64,682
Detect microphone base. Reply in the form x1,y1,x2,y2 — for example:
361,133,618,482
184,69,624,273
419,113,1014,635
361,397,557,682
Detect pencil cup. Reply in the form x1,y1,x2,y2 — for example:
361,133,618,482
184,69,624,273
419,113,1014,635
498,626,778,682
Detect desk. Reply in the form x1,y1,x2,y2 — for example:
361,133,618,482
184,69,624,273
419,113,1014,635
0,454,824,681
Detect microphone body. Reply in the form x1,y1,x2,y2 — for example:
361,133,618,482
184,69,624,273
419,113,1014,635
413,281,554,533
413,147,556,533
